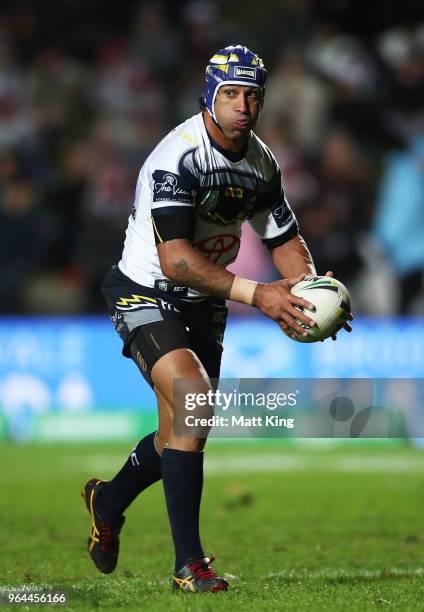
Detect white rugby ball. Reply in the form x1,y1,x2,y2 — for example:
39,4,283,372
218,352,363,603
290,276,351,343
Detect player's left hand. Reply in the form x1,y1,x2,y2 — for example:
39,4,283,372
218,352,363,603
323,271,353,341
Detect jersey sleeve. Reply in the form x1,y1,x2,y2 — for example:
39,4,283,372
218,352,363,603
249,169,299,249
150,147,199,244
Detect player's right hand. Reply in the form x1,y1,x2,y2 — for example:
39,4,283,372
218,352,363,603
253,273,317,338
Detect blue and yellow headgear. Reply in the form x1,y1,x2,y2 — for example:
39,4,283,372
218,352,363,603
204,44,267,122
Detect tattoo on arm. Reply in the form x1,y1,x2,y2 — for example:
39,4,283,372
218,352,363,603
172,258,187,274
172,258,206,286
171,257,233,298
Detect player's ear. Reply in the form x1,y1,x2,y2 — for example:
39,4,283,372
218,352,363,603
260,88,266,107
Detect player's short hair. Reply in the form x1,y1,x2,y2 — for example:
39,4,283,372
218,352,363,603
204,44,267,122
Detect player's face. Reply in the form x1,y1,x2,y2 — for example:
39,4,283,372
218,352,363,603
214,85,262,140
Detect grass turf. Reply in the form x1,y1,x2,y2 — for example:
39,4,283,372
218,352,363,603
1,441,424,610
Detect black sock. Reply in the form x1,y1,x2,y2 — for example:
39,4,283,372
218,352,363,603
97,431,162,521
161,448,204,572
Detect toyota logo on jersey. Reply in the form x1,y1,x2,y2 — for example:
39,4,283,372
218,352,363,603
193,234,240,265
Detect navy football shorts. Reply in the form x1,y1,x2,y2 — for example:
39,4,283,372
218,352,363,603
101,266,228,388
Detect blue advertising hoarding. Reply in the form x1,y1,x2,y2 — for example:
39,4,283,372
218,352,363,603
0,316,422,440
223,317,424,378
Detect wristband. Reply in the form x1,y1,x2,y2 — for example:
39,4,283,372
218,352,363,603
229,276,258,306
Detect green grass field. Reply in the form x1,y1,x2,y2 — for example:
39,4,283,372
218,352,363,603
1,441,424,611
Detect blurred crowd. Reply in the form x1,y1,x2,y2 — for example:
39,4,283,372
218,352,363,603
1,0,423,315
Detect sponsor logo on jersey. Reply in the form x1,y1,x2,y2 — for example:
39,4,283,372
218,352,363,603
225,186,244,199
198,188,255,224
152,170,192,204
154,278,188,296
234,66,257,79
193,234,240,265
156,280,168,292
199,189,219,212
272,201,293,228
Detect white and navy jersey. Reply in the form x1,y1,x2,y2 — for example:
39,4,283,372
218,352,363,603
119,112,298,298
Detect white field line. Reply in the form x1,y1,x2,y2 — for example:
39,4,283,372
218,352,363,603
80,453,424,475
3,568,423,589
264,567,424,581
4,568,424,591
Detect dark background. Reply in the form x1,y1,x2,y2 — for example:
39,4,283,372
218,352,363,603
1,0,423,314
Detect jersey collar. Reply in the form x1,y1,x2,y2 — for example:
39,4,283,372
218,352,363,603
202,114,249,163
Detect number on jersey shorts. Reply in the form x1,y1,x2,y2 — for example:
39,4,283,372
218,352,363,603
101,265,228,387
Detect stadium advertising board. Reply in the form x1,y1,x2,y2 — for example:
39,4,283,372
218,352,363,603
0,317,422,441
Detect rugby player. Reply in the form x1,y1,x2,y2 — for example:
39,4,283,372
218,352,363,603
81,44,352,593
